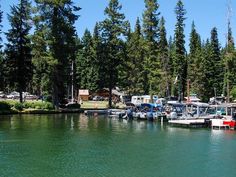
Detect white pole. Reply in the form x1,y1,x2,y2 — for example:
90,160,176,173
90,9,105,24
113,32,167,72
71,61,74,103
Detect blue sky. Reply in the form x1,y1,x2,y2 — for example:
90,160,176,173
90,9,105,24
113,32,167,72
1,0,236,49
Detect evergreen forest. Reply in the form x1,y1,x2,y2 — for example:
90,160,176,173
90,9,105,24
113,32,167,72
0,0,236,108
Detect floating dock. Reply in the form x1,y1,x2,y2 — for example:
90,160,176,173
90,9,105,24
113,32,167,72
84,109,108,116
168,119,210,128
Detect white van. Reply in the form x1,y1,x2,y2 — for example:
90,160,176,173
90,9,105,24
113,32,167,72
131,96,143,105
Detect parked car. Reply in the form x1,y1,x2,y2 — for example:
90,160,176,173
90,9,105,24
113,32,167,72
0,91,6,98
23,92,38,100
92,96,104,101
6,91,20,99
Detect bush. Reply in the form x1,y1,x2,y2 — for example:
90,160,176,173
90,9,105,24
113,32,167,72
231,86,236,100
14,102,24,111
22,101,54,110
65,103,81,109
0,100,54,112
0,101,11,111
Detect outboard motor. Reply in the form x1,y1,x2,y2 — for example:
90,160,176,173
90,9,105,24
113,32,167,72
126,108,133,120
147,112,154,121
170,111,177,119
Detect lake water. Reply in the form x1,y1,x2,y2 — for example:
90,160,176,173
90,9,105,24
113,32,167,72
0,114,236,177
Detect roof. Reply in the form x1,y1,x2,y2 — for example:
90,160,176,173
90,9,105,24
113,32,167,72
102,88,124,96
184,96,201,102
79,89,89,96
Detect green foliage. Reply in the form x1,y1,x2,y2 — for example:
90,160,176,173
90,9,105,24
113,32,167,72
13,102,24,111
34,0,80,108
188,22,203,96
142,0,161,95
99,0,128,107
0,101,11,111
230,86,236,99
210,27,224,96
1,0,235,104
0,100,54,111
159,16,172,97
5,0,33,103
124,18,146,95
174,0,187,100
65,103,81,109
76,29,99,92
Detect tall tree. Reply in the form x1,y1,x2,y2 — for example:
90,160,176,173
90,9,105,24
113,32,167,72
0,3,3,91
210,27,224,97
142,0,161,97
77,29,99,92
0,2,2,50
92,22,107,90
201,39,214,101
125,18,145,95
31,8,55,98
5,0,32,102
174,0,187,101
188,22,202,95
34,0,80,107
99,0,128,108
168,36,175,96
223,21,236,102
159,16,171,97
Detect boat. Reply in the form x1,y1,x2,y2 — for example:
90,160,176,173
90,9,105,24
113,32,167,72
180,102,218,119
164,102,186,120
168,102,214,127
133,103,163,121
210,103,236,129
108,109,126,119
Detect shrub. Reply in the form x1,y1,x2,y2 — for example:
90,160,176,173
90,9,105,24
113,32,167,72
0,101,11,111
14,102,24,111
66,103,81,109
231,86,236,100
23,101,54,110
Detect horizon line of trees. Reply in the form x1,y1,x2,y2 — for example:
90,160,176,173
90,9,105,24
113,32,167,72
0,0,236,108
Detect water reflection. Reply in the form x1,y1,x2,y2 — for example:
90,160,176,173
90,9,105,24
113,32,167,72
0,114,236,177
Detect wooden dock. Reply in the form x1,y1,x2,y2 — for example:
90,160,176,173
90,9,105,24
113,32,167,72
168,119,209,128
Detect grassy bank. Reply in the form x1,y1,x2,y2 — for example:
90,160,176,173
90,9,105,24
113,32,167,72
80,101,125,109
0,100,54,114
0,100,126,115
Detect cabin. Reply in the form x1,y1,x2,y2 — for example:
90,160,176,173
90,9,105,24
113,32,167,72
96,88,124,101
78,89,89,101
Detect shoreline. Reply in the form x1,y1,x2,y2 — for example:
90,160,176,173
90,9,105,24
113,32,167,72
0,108,110,115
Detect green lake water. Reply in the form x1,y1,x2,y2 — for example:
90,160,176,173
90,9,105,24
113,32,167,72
0,114,236,177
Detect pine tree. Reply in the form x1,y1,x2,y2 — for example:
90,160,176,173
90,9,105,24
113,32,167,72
31,9,55,98
93,22,107,90
77,29,99,92
201,39,214,101
174,0,187,101
99,0,128,107
5,0,32,103
0,3,3,91
125,18,145,95
210,27,224,97
223,22,236,101
142,0,161,97
34,0,80,107
188,22,202,95
168,36,175,96
159,16,171,97
0,2,2,50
